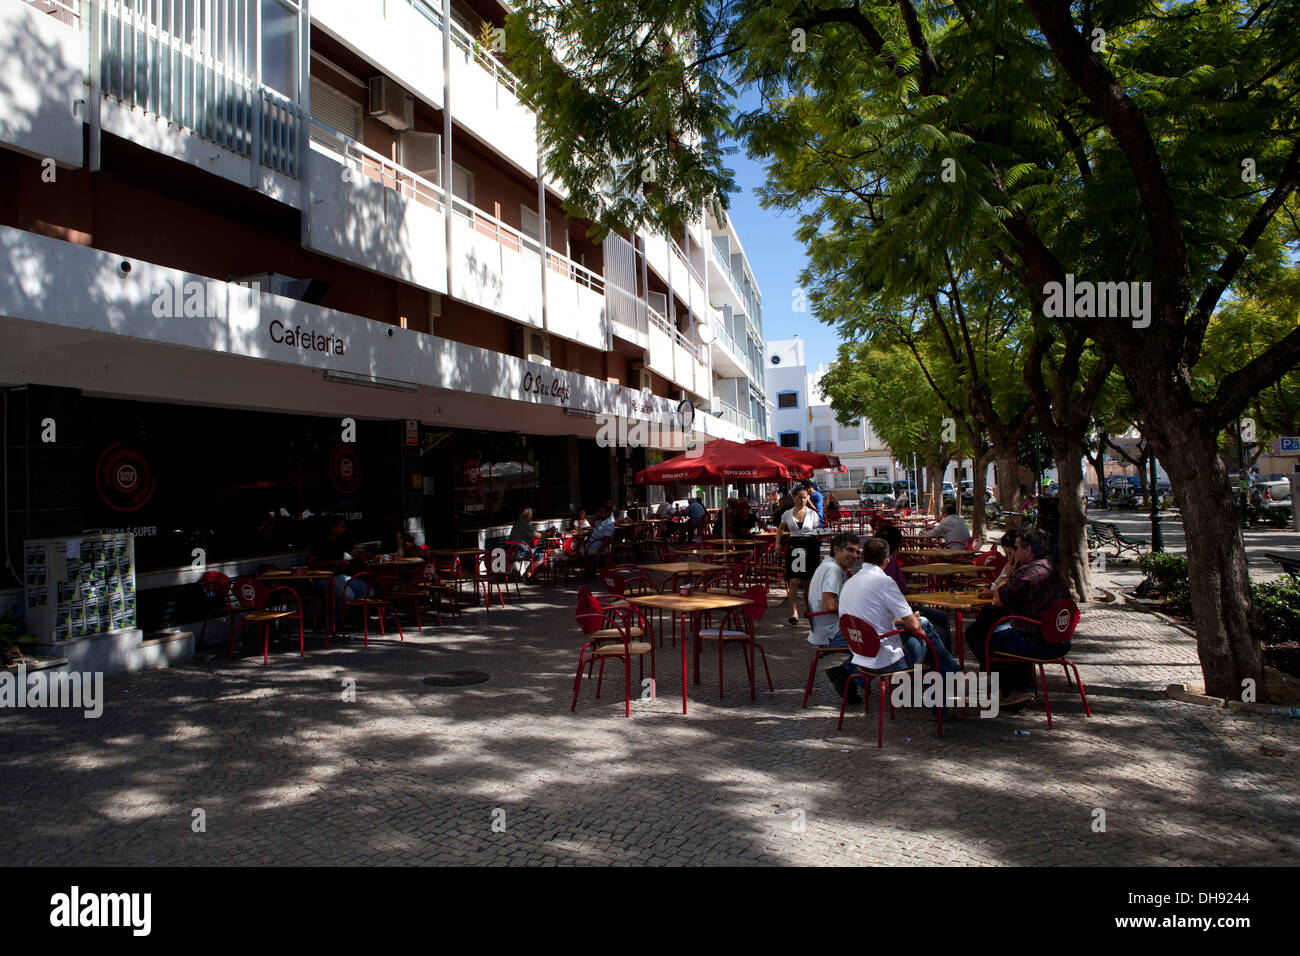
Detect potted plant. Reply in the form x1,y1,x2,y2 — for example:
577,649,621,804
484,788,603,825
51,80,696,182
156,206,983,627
0,608,37,667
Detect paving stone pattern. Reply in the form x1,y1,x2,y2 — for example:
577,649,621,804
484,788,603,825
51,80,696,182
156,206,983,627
1,576,1296,866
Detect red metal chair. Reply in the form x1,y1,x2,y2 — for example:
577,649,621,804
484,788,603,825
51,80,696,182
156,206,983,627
801,591,851,708
343,572,405,645
571,589,655,717
837,614,944,746
984,598,1090,728
468,550,509,610
198,571,245,648
228,576,304,663
971,549,1006,584
694,585,772,699
388,559,456,628
601,566,657,597
701,564,745,595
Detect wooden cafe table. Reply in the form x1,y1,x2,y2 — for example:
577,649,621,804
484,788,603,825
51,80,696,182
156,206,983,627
906,590,993,668
678,548,747,563
898,548,978,562
621,591,753,714
904,562,986,596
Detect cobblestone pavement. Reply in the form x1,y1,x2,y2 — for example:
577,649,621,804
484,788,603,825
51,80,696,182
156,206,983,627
2,579,1296,866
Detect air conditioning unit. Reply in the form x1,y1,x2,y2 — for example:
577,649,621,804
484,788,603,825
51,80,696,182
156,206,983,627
400,131,441,179
368,76,414,130
525,331,551,367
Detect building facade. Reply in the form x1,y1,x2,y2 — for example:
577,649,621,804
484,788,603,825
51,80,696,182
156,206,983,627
0,0,766,628
764,337,894,494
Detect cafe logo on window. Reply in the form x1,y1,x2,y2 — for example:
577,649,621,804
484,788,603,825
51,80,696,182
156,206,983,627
96,443,156,512
330,444,362,493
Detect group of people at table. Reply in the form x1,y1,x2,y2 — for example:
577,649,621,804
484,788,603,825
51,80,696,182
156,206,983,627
806,526,1071,714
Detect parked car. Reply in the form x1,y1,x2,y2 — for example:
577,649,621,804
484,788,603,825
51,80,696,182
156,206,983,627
960,480,996,503
859,479,897,508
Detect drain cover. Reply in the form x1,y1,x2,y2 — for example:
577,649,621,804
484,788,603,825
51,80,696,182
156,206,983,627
422,670,490,687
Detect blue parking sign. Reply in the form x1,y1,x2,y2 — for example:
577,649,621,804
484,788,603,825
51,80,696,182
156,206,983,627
1281,437,1300,453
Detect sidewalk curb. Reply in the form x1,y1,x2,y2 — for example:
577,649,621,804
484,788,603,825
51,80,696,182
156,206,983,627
1166,683,1225,708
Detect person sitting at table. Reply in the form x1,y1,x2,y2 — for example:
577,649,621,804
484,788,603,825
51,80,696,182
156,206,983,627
711,498,739,539
810,533,863,705
873,524,949,646
570,508,591,531
966,529,1071,709
656,499,676,519
307,516,377,629
583,506,616,557
685,497,707,533
731,499,759,538
825,493,841,525
923,503,971,550
838,537,961,714
393,529,422,558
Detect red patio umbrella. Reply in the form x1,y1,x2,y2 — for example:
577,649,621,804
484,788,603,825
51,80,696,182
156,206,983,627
741,440,842,472
636,439,814,539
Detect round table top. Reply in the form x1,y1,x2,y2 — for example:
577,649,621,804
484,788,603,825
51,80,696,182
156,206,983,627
898,548,978,560
622,592,753,612
680,548,747,558
636,561,718,574
907,591,993,609
904,563,986,576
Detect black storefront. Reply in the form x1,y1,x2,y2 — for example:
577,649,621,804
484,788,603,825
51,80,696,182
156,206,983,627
3,386,632,632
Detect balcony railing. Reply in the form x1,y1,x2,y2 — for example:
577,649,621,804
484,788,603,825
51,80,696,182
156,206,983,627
24,0,79,26
309,118,444,210
672,240,704,288
449,15,522,98
713,401,757,436
808,440,834,453
546,250,605,295
99,0,304,178
451,194,541,257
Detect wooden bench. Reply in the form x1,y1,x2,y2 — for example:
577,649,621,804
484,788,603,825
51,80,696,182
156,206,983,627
1264,551,1300,579
1088,521,1148,559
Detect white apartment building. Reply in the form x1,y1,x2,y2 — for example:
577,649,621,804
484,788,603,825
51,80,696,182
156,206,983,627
0,0,767,628
765,338,895,494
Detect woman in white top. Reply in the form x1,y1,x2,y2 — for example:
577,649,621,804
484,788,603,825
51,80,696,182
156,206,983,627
776,486,822,625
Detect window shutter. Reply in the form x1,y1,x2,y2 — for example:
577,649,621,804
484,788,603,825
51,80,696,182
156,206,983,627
310,77,362,140
452,163,475,203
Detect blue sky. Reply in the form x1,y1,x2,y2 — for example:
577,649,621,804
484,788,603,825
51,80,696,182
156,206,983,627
719,112,841,373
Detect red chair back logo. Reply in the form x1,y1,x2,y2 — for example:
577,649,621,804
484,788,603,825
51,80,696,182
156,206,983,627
421,562,436,582
1043,599,1079,643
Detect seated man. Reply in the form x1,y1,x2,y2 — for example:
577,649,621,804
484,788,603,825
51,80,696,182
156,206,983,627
508,507,543,576
685,497,707,530
583,507,616,557
731,499,759,538
307,516,377,630
966,529,1071,708
809,533,862,704
656,499,676,519
924,503,971,550
873,524,949,646
838,537,961,713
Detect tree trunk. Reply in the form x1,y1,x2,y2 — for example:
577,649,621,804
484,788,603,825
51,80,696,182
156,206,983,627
970,448,987,537
1155,423,1263,701
1053,441,1091,602
996,449,1020,514
924,456,944,517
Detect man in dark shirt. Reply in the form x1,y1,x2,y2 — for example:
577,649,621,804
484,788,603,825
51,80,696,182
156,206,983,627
308,517,374,629
967,529,1072,707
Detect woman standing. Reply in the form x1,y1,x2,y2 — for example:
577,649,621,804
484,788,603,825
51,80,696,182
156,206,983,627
777,486,821,625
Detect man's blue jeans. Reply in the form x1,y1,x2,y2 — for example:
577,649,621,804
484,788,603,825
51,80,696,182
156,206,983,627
318,574,368,628
838,619,959,688
969,621,1069,693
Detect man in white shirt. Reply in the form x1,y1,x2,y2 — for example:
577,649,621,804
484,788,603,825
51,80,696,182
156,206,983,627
838,538,960,711
924,503,971,550
656,499,676,519
807,534,862,703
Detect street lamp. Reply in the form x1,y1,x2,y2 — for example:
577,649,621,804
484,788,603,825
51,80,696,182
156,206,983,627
1149,449,1164,552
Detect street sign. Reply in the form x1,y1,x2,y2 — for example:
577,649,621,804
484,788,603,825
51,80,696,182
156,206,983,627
1280,437,1300,453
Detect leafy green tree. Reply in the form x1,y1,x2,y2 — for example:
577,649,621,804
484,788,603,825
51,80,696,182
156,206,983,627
508,0,1300,697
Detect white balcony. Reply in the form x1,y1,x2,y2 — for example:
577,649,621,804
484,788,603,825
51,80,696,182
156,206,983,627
306,119,447,294
449,195,542,328
448,18,537,176
311,0,444,110
544,252,606,346
1,1,84,167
